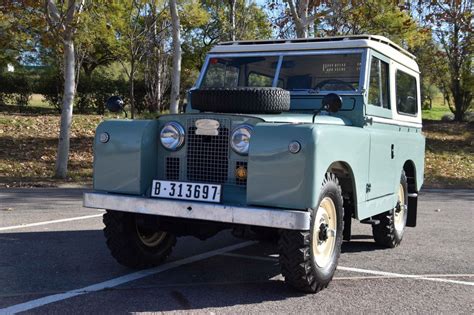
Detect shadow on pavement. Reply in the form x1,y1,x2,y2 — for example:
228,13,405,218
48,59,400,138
0,228,390,312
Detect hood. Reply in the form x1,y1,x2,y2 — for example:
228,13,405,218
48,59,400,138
251,112,352,126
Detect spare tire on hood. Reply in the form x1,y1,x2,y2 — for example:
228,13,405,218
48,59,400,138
190,87,291,114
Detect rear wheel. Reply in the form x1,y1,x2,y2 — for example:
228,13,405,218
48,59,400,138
372,171,408,248
103,210,176,268
278,173,344,293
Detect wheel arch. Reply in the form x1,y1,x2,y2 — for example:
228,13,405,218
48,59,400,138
327,161,358,209
402,159,418,227
326,161,357,241
402,159,417,193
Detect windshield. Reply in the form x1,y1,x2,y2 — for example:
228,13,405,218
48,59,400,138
200,52,362,92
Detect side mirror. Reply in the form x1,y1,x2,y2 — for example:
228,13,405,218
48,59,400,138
322,93,342,113
106,96,124,113
106,96,127,118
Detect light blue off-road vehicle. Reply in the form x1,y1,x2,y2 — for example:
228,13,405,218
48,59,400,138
84,35,425,293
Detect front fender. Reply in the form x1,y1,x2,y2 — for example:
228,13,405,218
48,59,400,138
247,123,370,214
247,123,317,209
93,120,159,195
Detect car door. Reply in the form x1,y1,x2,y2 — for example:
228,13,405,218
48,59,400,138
365,52,396,200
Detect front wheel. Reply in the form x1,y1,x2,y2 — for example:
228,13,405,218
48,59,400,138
103,210,176,269
278,173,344,293
372,171,408,248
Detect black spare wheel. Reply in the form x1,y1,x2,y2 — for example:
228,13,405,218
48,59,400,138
190,87,291,114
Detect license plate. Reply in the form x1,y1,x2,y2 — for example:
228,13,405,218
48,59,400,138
151,180,221,203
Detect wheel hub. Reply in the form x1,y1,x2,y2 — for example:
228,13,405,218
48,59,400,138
312,197,337,268
136,224,167,248
318,223,329,242
394,183,406,231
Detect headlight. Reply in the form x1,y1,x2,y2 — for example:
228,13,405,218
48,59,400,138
231,125,252,155
160,122,185,150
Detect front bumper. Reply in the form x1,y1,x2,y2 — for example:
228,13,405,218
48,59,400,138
83,192,310,230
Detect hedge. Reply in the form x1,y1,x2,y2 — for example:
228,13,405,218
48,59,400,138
0,71,149,115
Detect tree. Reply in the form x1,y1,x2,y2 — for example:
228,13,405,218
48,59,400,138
0,1,44,69
181,0,271,74
169,0,181,114
76,6,122,79
45,0,85,179
228,0,236,41
143,2,170,113
111,1,157,118
283,0,328,38
424,0,473,121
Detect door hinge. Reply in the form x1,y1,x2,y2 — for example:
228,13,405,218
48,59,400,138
366,183,372,193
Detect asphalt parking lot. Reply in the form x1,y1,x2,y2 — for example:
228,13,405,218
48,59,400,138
0,188,473,314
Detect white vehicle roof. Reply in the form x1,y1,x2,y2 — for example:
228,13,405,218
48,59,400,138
211,35,419,73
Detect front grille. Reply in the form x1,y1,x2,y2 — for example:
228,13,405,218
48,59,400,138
186,119,229,184
165,157,180,180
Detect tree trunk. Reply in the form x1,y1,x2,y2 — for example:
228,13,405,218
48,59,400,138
229,0,236,41
453,94,464,122
285,0,309,38
170,0,181,114
295,24,308,38
130,61,135,119
54,39,75,179
157,49,162,112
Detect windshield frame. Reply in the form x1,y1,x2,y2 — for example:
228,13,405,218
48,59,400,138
195,49,368,95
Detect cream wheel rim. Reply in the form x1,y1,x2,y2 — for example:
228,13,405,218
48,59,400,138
136,225,167,247
312,197,337,268
394,183,406,231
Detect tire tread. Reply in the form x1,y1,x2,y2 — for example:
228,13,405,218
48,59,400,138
103,211,176,269
278,173,343,293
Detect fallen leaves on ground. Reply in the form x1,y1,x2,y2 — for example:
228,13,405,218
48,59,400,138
0,113,103,187
423,121,473,188
1,113,473,188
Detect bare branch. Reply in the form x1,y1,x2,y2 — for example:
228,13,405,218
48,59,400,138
286,0,300,22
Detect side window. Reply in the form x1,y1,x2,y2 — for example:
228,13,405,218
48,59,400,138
396,70,418,115
368,57,390,109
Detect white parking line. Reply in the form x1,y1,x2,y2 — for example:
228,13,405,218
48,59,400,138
221,253,278,262
0,241,257,314
337,266,474,286
218,253,474,287
0,214,103,232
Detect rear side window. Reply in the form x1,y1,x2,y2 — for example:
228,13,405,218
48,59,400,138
368,57,390,109
396,71,418,115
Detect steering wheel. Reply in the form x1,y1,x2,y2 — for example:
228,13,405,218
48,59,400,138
313,79,356,91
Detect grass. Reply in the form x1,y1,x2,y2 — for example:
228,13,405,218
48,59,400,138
1,102,473,188
421,93,454,121
421,94,473,121
28,94,51,108
422,103,451,120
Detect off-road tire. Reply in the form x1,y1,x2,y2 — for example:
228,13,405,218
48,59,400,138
103,210,176,269
190,87,291,114
278,173,344,293
372,171,408,248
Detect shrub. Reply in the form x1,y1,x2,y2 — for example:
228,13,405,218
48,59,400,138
35,72,63,112
0,73,33,108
